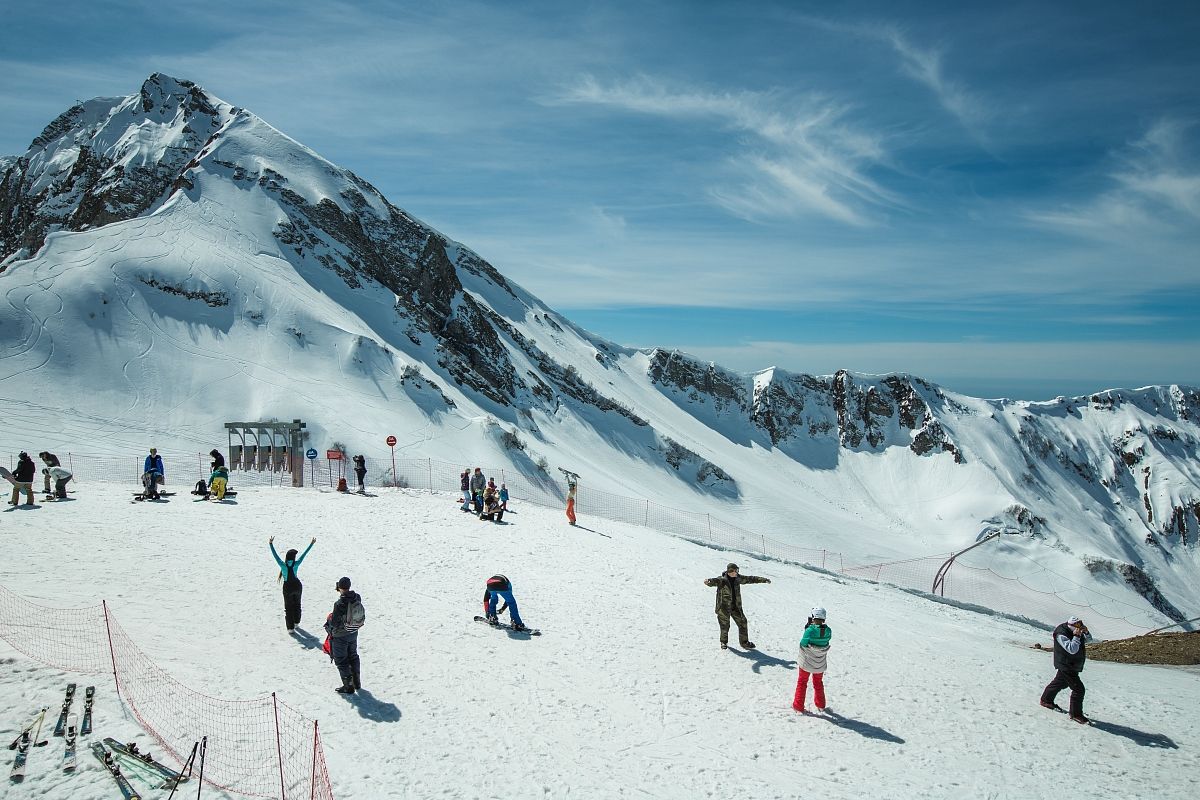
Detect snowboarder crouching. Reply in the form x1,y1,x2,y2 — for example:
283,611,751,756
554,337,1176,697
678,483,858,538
44,466,73,499
703,563,770,650
325,576,365,694
141,448,164,498
479,489,504,522
209,465,230,500
793,607,832,712
483,574,528,631
1040,616,1090,724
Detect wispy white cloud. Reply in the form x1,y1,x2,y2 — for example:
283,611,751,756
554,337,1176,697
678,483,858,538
556,75,900,225
877,26,992,141
1027,118,1200,235
790,15,992,142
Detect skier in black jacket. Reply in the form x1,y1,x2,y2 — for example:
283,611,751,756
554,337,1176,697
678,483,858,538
1040,615,1091,723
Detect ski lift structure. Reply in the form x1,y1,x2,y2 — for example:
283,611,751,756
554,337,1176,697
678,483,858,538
224,419,308,487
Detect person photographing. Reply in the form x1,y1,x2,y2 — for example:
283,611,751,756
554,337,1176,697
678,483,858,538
1040,615,1091,724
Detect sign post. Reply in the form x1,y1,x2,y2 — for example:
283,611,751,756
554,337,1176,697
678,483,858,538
386,435,397,487
326,449,343,488
306,448,317,488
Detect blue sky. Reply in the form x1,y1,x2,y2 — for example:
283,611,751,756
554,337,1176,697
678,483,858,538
2,0,1198,398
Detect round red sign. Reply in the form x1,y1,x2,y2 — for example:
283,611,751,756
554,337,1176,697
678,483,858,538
386,435,397,447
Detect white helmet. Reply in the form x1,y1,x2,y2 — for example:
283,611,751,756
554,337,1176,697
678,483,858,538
810,607,827,620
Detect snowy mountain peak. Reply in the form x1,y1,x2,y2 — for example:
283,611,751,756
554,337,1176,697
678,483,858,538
1,76,1197,627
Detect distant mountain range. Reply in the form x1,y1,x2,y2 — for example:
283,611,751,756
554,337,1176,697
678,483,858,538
2,74,1196,623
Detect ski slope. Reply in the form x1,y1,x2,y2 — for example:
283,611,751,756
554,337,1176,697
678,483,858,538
1,484,1197,799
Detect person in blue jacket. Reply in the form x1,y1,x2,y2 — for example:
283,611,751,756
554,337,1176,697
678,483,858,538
270,535,316,632
142,447,165,498
483,574,528,631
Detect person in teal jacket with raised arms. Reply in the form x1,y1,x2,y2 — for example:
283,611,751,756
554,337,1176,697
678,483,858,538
270,536,315,632
793,607,832,713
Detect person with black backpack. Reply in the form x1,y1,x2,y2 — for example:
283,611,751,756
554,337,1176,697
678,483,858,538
269,536,316,632
325,576,365,694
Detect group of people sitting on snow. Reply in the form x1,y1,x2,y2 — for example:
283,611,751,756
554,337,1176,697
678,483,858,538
137,447,232,501
459,467,509,522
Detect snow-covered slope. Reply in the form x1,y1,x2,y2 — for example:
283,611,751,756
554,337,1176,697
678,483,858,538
1,75,1197,628
2,487,1197,799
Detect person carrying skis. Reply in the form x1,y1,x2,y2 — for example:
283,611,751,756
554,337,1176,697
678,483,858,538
38,451,61,495
793,607,832,712
703,563,770,649
270,536,316,632
142,448,164,498
459,469,471,511
9,451,36,506
483,574,528,631
1040,615,1091,723
325,576,365,694
470,467,486,513
352,455,366,492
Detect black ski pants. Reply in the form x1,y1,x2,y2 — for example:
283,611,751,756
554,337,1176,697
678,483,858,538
355,468,366,490
283,584,303,630
330,631,361,689
1041,668,1085,717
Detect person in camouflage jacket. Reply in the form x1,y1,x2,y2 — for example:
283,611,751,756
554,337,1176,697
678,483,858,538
703,563,770,650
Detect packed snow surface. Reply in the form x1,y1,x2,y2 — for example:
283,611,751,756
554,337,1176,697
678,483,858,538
1,485,1197,799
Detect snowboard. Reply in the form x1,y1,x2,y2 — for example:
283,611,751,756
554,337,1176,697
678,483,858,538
474,615,541,635
0,467,19,487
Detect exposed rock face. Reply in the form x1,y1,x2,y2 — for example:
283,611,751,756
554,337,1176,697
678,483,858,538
649,352,964,462
1,74,224,267
1084,558,1186,622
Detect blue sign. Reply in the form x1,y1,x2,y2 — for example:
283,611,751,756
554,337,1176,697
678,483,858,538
305,448,318,460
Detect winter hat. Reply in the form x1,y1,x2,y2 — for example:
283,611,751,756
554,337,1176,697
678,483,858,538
336,576,352,590
726,563,739,572
1067,615,1082,625
810,607,827,620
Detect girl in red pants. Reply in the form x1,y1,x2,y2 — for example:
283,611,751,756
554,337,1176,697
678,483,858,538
793,607,832,712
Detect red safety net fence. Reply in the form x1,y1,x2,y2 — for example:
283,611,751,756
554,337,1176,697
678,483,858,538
0,585,334,799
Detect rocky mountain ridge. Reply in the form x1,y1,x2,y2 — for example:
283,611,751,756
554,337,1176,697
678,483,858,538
1,75,1196,621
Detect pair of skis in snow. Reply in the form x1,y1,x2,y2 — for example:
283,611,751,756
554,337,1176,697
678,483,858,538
53,683,95,738
96,737,189,793
7,706,47,782
60,685,96,772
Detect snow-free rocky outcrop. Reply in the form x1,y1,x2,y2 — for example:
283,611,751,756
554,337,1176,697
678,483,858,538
1,75,1197,623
